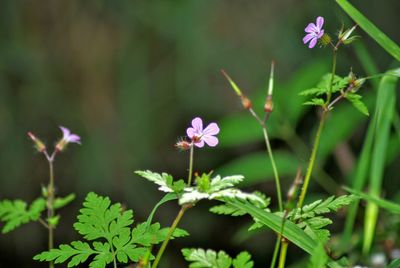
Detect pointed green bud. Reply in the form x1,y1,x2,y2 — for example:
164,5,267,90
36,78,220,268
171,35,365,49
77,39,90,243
339,25,357,43
221,69,243,96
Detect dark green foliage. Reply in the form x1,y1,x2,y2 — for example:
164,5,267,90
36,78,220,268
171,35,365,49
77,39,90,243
182,248,254,268
34,192,188,268
0,198,46,233
344,92,369,116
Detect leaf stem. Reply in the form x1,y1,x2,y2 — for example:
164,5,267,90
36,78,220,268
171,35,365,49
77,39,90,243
151,144,195,268
262,125,283,211
326,48,338,104
187,145,194,186
151,206,188,268
297,111,327,209
45,152,55,268
278,240,289,268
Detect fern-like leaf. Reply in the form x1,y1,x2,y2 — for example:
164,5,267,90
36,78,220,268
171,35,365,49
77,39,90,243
182,248,232,268
0,198,46,233
232,251,254,268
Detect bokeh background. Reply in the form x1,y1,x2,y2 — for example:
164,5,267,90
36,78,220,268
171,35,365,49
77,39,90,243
0,0,399,267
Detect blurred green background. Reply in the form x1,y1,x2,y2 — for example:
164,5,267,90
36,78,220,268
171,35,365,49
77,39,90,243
0,0,399,267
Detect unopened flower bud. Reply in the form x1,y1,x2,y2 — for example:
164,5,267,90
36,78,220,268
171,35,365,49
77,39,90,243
27,132,46,152
264,96,274,113
241,96,252,110
175,139,192,150
352,78,366,92
339,25,358,44
320,33,331,46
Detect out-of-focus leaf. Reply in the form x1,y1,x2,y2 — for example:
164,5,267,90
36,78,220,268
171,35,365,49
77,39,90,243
216,151,300,186
336,0,400,61
219,59,329,147
364,75,398,254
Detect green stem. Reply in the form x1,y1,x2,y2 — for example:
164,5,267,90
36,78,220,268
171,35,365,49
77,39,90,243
326,48,338,104
297,112,327,209
262,126,283,212
270,236,281,268
278,241,289,268
47,157,55,268
151,206,188,268
151,145,195,268
187,145,194,186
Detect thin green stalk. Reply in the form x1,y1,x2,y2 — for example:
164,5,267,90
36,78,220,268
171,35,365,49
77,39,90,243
270,237,281,268
326,49,337,104
151,145,195,268
47,156,55,268
187,145,194,186
297,112,327,208
262,126,283,212
151,206,188,268
278,241,288,268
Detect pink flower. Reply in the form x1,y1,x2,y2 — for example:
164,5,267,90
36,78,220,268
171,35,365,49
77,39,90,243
186,117,220,148
60,126,81,144
56,126,81,151
303,16,325,49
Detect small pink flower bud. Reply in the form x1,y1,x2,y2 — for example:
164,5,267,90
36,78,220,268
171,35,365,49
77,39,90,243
27,132,46,152
264,95,274,113
241,96,252,110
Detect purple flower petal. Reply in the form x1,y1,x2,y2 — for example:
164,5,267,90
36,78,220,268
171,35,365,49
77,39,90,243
186,127,197,139
202,135,218,147
202,122,220,136
194,139,205,148
67,134,81,144
316,16,324,30
303,33,314,44
305,23,317,33
59,126,71,138
191,117,203,132
309,37,318,48
317,29,324,39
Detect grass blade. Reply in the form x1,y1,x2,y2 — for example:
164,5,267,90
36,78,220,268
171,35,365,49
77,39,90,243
363,74,398,254
344,187,400,214
227,199,317,254
336,0,400,61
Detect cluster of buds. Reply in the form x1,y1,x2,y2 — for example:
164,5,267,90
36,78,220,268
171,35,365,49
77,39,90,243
221,62,275,120
28,126,81,157
220,69,253,110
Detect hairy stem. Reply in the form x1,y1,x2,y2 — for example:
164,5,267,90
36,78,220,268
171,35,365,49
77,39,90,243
187,145,194,186
47,156,55,268
262,126,283,212
151,145,195,268
326,49,337,104
151,206,188,268
297,111,327,209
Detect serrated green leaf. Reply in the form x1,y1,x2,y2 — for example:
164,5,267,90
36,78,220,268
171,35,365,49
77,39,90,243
182,248,232,268
132,222,188,247
73,192,133,241
135,170,175,193
232,251,254,268
345,93,369,116
0,198,46,233
33,241,95,267
303,98,325,106
53,193,76,210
